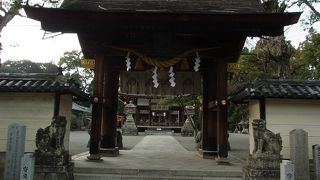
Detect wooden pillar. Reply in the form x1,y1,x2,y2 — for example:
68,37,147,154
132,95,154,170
216,60,228,157
201,60,218,158
100,58,120,154
89,54,105,155
201,60,229,158
53,93,60,116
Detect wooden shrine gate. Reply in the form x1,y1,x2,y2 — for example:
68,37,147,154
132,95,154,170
24,0,300,160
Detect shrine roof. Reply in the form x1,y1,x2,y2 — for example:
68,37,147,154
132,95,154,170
0,73,89,101
229,79,320,102
61,0,264,14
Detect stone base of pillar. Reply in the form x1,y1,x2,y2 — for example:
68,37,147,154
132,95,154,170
34,163,74,180
100,147,119,157
215,157,230,165
198,149,218,159
87,154,102,161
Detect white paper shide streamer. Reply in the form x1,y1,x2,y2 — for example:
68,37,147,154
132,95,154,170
168,66,176,87
152,66,159,88
194,51,201,72
125,52,131,71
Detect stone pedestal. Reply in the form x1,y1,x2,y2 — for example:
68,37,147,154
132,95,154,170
243,154,281,180
122,101,138,136
34,150,69,166
34,116,74,180
181,118,194,137
34,163,74,180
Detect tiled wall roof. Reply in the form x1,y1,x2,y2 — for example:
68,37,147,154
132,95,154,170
230,79,320,102
0,73,89,101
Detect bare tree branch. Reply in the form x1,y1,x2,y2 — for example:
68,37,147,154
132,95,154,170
301,0,320,17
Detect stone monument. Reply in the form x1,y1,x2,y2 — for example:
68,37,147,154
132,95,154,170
181,106,195,137
290,129,310,180
313,144,320,180
243,119,282,180
34,116,74,180
4,123,26,180
20,153,35,180
280,160,294,180
122,101,138,136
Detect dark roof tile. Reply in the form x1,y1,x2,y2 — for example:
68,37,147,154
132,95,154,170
230,79,320,102
0,73,89,101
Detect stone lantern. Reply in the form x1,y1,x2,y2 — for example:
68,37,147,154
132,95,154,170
181,106,195,137
122,101,138,135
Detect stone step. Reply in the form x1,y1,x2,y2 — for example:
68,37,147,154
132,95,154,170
75,173,242,180
74,167,242,180
144,130,174,135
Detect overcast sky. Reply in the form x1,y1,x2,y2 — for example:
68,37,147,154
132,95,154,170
0,9,319,64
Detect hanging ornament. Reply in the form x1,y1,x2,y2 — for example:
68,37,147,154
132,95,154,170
125,52,131,71
194,51,201,72
152,66,159,88
168,66,176,87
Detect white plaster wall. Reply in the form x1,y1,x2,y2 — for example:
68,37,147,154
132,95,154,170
0,93,54,152
248,100,260,154
265,99,320,159
0,93,73,152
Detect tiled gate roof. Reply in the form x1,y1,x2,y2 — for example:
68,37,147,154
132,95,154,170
61,0,264,13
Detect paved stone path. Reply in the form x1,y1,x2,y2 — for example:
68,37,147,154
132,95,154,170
72,135,245,179
132,136,188,152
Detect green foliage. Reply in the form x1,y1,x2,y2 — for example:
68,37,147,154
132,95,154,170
228,30,320,130
0,60,58,73
58,50,94,93
295,29,320,79
117,99,125,115
228,103,248,131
